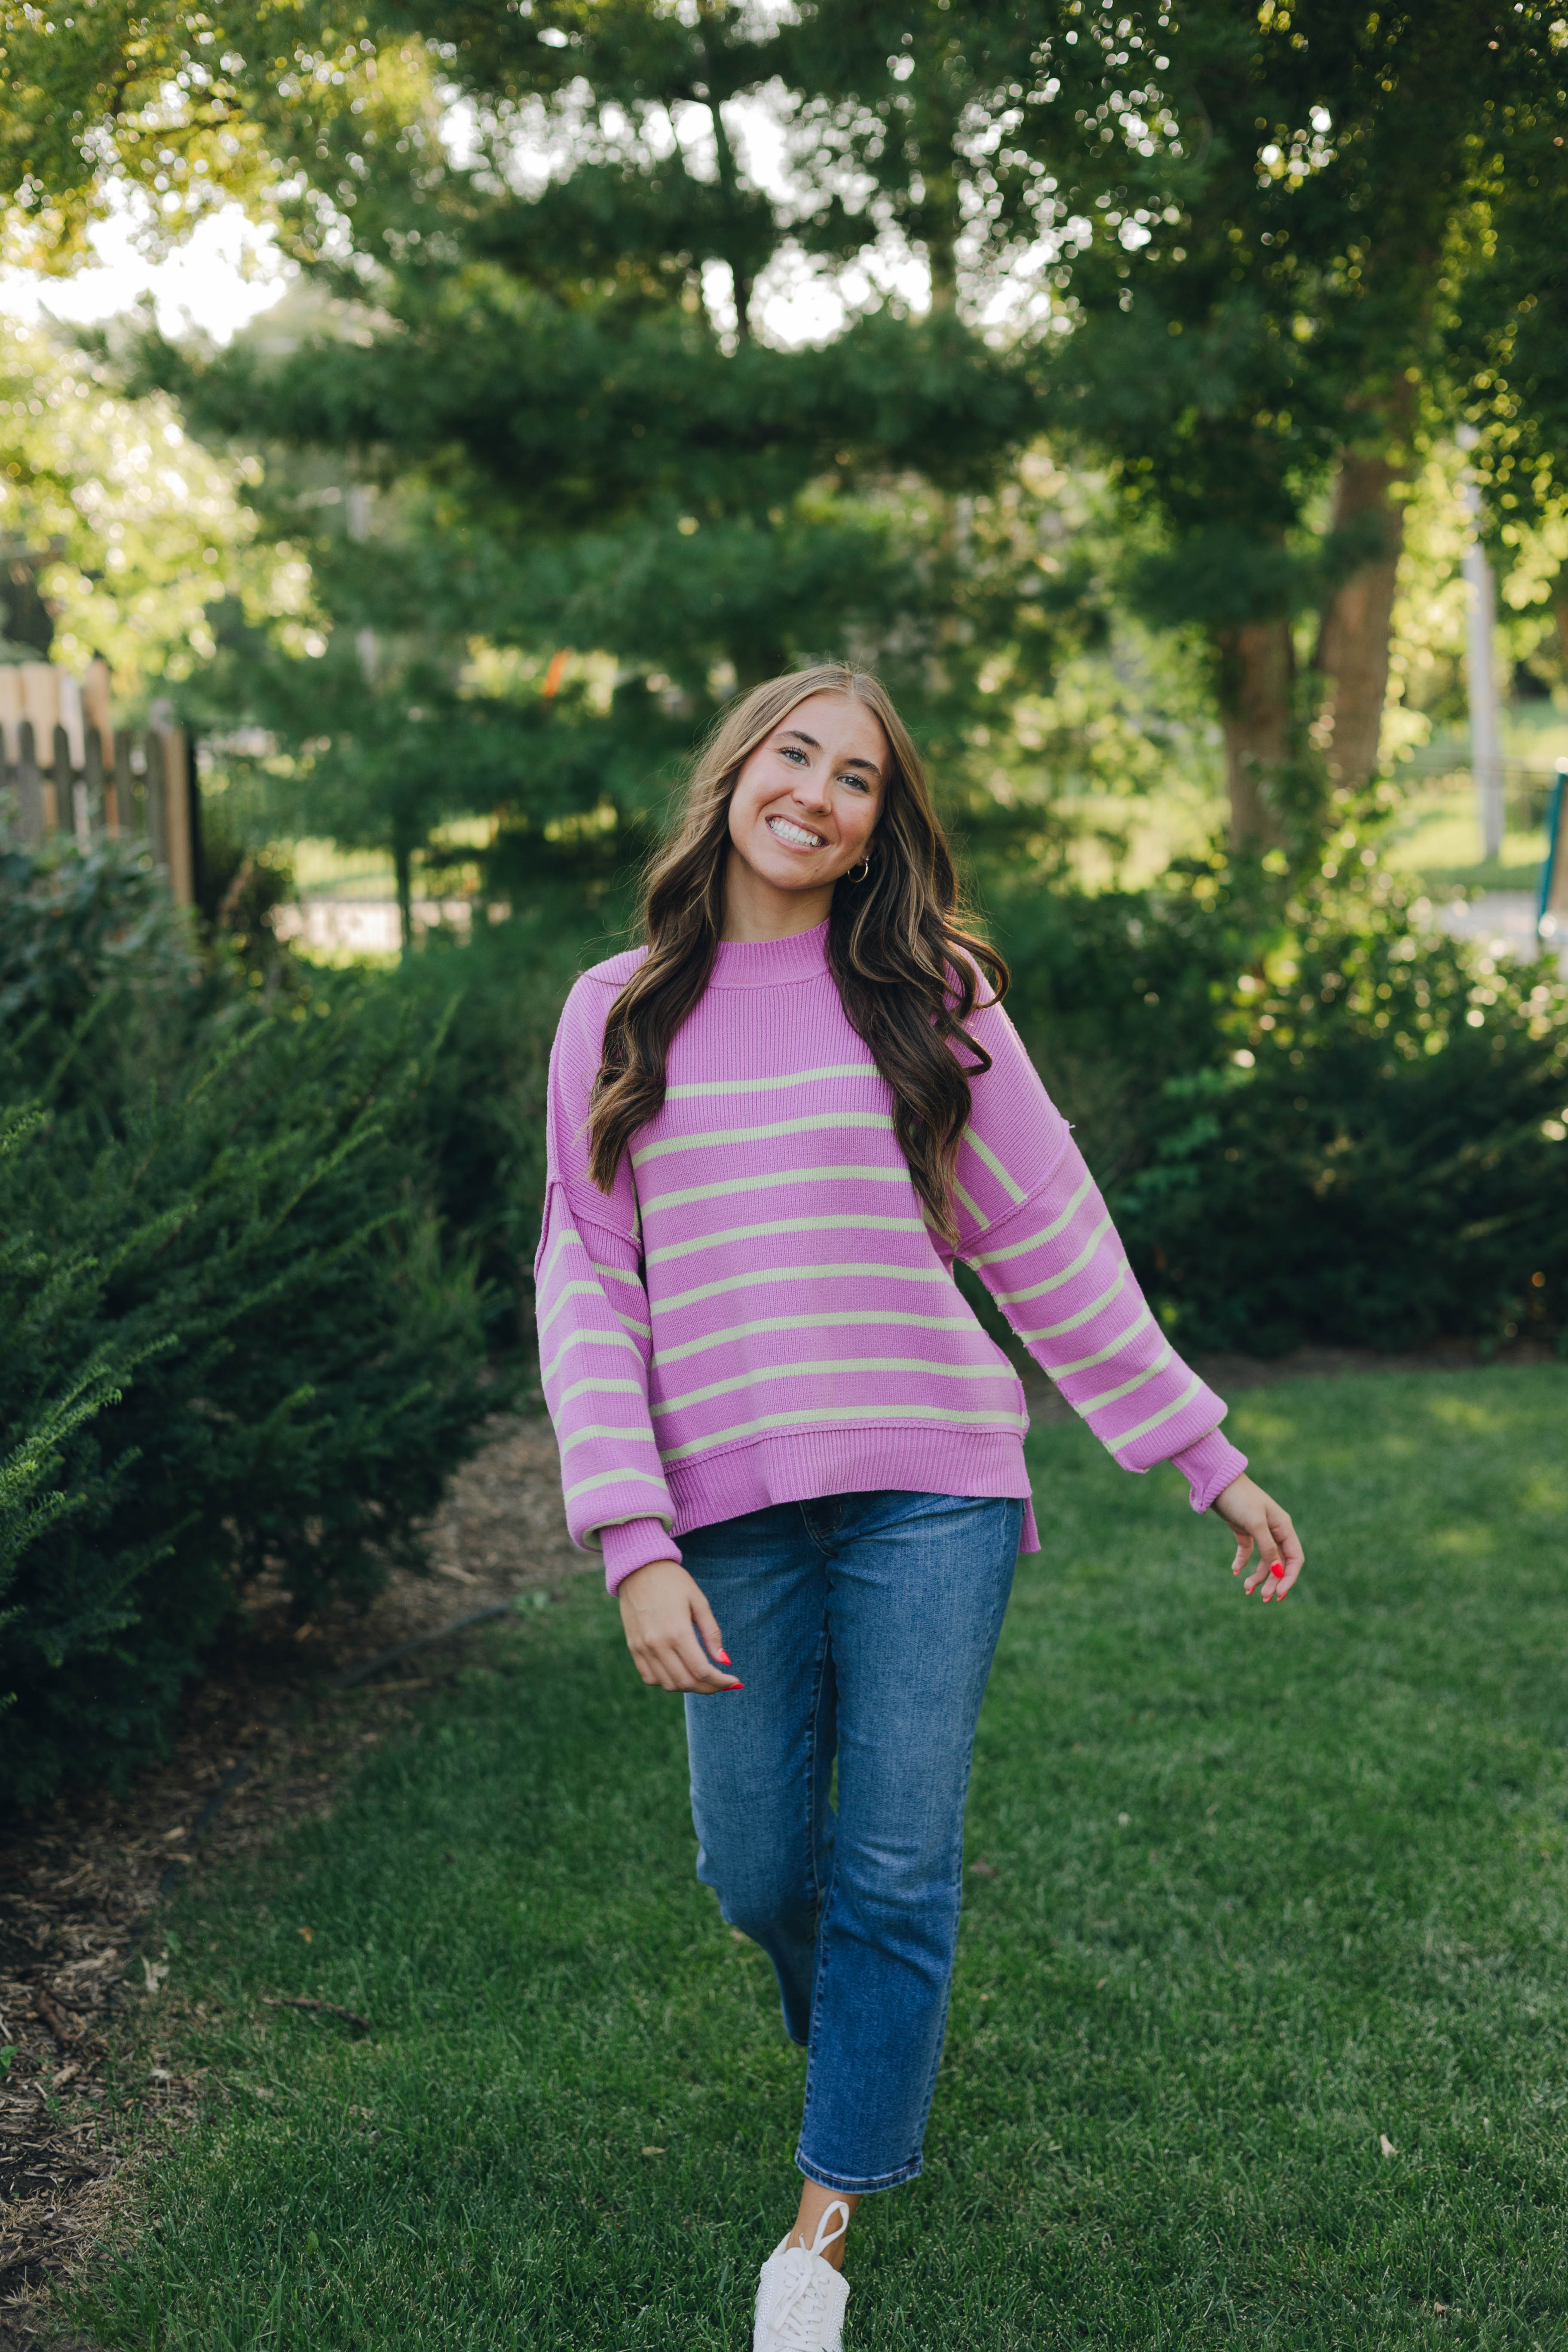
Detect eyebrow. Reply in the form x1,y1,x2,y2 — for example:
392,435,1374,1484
779,729,883,781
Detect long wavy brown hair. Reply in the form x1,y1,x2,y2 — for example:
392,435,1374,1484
588,664,1008,1243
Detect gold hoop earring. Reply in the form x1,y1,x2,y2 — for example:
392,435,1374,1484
847,856,872,883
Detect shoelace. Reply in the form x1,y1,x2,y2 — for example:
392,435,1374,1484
760,2201,850,2350
763,2256,841,2351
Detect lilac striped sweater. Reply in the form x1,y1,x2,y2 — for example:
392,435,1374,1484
535,919,1246,1592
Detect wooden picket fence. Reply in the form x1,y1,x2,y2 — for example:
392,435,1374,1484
0,658,196,903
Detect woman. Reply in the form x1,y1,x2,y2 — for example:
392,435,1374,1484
536,664,1303,2350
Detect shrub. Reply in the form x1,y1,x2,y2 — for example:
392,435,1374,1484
985,861,1568,1356
337,895,624,1352
0,841,493,1809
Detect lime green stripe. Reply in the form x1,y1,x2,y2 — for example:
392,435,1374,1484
646,1213,926,1267
641,1164,910,1216
992,1216,1113,1306
559,1422,661,1457
563,1465,670,1504
558,1373,645,1406
537,1277,601,1335
1069,1341,1173,1421
652,1356,1017,1420
1015,1262,1128,1344
666,1062,880,1100
1106,1372,1205,1454
655,1308,974,1369
1047,1303,1156,1379
538,1225,580,1286
632,1110,894,1167
962,1125,1027,1204
659,1401,1028,1465
953,1175,986,1224
969,1171,1095,1265
541,1326,642,1382
589,1259,643,1290
660,1261,950,1314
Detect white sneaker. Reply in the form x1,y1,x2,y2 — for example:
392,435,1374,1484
752,2199,851,2351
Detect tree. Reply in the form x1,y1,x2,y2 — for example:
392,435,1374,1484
12,1,1563,864
1443,41,1568,664
0,315,264,687
99,1,1078,921
980,0,1568,844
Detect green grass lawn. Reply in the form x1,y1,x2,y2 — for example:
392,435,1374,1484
67,1370,1568,2350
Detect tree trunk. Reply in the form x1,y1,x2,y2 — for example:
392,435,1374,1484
395,841,414,956
1216,619,1293,847
925,199,958,312
1312,451,1408,793
915,96,960,314
703,77,751,341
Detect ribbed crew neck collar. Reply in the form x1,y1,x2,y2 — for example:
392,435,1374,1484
707,918,831,988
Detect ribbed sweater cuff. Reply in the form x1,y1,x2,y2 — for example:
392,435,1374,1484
1170,1428,1248,1513
600,1517,683,1596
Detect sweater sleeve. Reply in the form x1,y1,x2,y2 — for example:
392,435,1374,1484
533,975,682,1592
951,995,1247,1511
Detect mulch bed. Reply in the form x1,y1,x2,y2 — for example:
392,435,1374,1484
1,1338,1558,2344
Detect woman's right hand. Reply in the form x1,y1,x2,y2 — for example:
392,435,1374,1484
617,1560,744,1693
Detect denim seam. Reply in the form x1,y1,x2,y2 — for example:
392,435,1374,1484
804,1602,833,1921
898,1529,1020,2162
797,1560,842,2166
901,1782,974,2167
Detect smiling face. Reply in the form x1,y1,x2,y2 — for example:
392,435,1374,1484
722,691,889,940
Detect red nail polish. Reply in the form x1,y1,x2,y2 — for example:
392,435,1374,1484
716,1650,732,1665
726,1681,744,1692
1270,1562,1285,1578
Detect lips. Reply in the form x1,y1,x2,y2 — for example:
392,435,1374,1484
766,814,826,850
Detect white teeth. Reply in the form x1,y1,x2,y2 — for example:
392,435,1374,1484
768,815,824,848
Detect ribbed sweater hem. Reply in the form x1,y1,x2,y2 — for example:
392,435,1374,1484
664,1425,1041,1553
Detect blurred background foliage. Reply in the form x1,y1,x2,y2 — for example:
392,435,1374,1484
2,0,1567,1799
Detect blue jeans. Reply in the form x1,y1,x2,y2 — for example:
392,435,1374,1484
681,1488,1022,2193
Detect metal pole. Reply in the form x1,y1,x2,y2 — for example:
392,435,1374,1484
347,485,378,683
1540,756,1568,943
1456,431,1504,863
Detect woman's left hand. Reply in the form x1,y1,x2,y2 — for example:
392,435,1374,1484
1212,1474,1303,1602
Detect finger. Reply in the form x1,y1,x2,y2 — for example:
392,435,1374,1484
1252,1547,1289,1600
690,1589,732,1672
631,1636,704,1692
1227,1522,1256,1579
1267,1505,1305,1590
1242,1528,1275,1596
664,1629,742,1694
1251,1518,1301,1602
